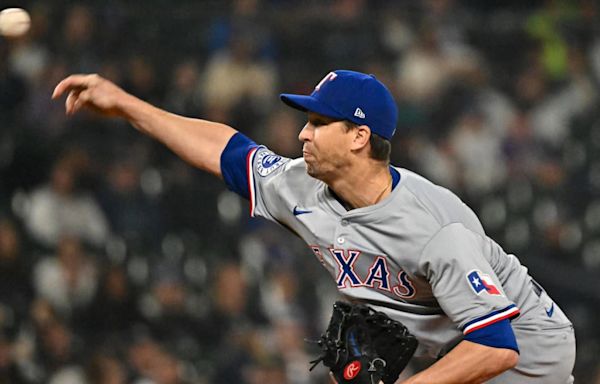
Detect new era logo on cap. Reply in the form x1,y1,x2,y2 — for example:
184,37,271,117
354,108,365,119
279,70,399,140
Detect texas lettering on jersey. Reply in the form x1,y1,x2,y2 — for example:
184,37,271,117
310,246,416,299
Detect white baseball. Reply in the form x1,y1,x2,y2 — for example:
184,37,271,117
0,8,31,37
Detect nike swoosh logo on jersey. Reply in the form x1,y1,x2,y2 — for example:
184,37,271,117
545,303,554,317
293,206,312,216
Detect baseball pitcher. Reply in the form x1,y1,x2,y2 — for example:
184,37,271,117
53,69,576,383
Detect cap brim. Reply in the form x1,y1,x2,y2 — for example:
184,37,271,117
280,94,345,120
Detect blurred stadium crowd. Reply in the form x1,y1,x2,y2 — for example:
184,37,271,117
0,0,599,383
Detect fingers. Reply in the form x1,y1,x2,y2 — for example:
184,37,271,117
52,74,98,99
65,89,92,115
72,89,92,114
65,90,78,115
56,74,99,115
52,75,83,99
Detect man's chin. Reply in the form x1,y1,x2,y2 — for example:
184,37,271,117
305,163,319,179
305,160,334,182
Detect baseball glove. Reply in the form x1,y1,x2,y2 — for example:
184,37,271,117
309,301,418,384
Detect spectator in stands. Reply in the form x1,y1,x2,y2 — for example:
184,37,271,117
23,152,110,249
99,157,161,246
35,319,84,384
32,236,98,319
0,333,30,383
449,109,506,196
82,264,142,343
200,32,277,124
59,4,98,73
529,47,597,148
0,218,33,328
163,60,202,118
128,336,194,384
84,352,127,384
261,109,302,158
0,41,27,130
141,261,204,360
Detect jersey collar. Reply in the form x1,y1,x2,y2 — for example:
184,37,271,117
324,166,403,216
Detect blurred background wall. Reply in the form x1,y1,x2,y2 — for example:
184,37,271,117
0,0,599,383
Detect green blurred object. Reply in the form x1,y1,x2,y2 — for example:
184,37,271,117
525,0,581,80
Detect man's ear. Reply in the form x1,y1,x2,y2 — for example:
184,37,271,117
351,125,371,151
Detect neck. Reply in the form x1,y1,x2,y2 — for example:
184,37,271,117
327,161,392,210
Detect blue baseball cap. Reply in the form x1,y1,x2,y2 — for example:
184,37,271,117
280,70,398,140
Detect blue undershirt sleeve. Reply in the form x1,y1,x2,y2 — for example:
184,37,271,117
220,132,259,200
463,318,519,353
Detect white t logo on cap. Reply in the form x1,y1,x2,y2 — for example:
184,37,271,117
354,108,365,119
315,72,337,91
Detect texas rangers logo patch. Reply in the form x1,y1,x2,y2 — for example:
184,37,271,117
467,270,503,296
255,150,287,177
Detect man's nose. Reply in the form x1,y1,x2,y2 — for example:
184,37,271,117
298,123,312,142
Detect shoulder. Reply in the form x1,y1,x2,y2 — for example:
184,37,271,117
397,168,461,208
396,167,484,235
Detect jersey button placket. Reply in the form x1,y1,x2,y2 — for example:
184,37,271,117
335,218,348,247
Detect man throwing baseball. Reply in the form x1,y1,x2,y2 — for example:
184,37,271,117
53,70,576,383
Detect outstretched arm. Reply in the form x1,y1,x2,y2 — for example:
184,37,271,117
400,341,518,384
52,74,237,178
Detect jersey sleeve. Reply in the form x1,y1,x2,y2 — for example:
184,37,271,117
220,132,260,199
463,318,518,352
419,223,520,342
219,132,293,221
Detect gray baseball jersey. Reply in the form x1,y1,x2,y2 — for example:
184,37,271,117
240,145,574,382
